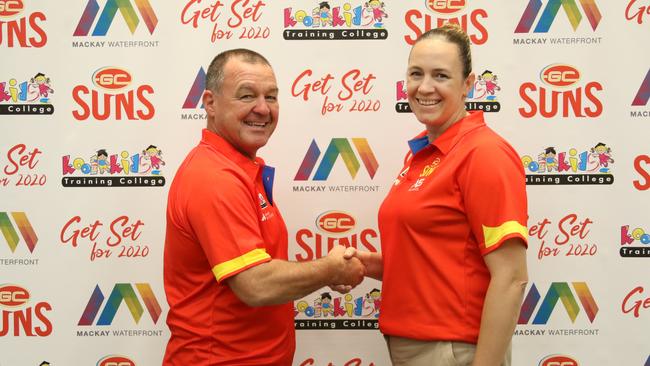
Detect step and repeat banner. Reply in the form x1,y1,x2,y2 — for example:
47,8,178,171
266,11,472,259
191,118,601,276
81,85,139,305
1,0,649,365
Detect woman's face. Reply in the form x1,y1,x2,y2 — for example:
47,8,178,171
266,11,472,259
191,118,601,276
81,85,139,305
406,37,474,136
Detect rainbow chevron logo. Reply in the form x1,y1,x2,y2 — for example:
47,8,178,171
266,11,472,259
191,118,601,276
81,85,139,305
632,69,650,106
295,138,379,181
515,0,602,33
74,0,158,36
182,67,206,109
78,283,162,326
518,282,598,324
0,212,37,253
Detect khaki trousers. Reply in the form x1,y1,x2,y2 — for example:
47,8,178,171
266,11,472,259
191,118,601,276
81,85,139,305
386,336,511,366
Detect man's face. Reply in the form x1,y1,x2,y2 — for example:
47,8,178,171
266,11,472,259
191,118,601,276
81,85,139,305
204,57,279,159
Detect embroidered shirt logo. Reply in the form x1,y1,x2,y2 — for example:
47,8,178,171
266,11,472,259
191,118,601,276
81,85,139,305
408,158,441,191
420,158,441,177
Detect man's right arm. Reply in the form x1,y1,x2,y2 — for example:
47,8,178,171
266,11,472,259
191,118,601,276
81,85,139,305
187,171,366,307
225,245,366,307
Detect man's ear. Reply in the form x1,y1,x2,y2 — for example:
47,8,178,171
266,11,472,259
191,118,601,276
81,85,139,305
202,90,215,116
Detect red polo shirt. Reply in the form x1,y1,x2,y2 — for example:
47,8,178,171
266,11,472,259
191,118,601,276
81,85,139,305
163,129,294,365
378,112,528,343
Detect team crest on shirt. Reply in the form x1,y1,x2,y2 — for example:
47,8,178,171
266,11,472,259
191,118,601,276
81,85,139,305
258,192,268,209
407,158,440,191
258,193,276,222
420,159,440,177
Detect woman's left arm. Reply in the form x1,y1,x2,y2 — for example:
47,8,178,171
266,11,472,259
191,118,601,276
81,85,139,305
472,238,528,366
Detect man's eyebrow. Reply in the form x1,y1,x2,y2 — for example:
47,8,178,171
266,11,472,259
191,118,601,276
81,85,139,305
236,83,255,91
235,84,279,94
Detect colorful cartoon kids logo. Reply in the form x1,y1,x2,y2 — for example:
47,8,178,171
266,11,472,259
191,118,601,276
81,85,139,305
0,72,54,104
309,1,387,28
467,69,500,102
478,70,500,99
465,69,501,112
316,2,333,26
525,143,614,174
63,145,165,176
295,289,382,318
365,0,387,27
142,144,165,174
541,147,558,172
32,73,53,102
591,142,614,170
365,288,381,318
319,292,333,316
94,149,110,174
285,1,389,29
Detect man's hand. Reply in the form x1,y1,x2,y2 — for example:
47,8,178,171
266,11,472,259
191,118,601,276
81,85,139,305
325,245,366,291
329,247,358,293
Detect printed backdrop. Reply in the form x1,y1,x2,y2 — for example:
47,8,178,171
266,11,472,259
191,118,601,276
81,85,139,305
1,0,649,365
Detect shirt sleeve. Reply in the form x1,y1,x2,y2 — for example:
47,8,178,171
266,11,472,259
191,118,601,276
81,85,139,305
187,168,271,282
457,136,529,255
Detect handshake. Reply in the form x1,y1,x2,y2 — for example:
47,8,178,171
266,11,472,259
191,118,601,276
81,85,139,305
322,245,381,294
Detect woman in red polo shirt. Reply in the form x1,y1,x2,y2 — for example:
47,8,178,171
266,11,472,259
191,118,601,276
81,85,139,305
355,24,529,365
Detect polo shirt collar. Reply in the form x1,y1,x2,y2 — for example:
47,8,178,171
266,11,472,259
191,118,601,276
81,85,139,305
408,111,486,155
200,129,276,205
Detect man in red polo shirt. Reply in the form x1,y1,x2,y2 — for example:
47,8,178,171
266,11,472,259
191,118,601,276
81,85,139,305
163,49,366,366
